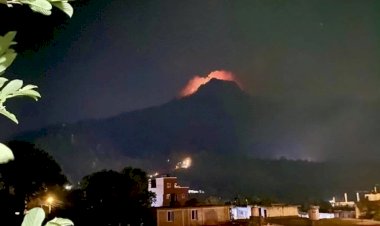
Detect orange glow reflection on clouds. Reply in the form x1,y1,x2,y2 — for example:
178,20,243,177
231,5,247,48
179,70,241,97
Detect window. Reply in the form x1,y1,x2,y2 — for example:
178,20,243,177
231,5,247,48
167,182,171,188
181,193,186,199
151,179,156,188
191,210,198,220
166,194,170,200
167,211,174,222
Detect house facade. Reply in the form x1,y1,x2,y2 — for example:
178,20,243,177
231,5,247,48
156,206,231,226
149,176,189,207
252,204,299,218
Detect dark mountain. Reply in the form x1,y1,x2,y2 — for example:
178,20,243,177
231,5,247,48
13,79,255,181
10,79,380,202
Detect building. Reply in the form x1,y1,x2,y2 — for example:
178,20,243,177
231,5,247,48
155,205,231,226
149,176,189,207
334,210,355,218
329,193,356,208
251,204,299,218
364,193,380,202
230,206,252,220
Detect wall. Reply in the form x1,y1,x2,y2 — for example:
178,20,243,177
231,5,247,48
365,193,380,201
163,178,189,206
156,206,230,226
149,177,189,207
150,178,164,207
252,205,299,218
267,206,299,217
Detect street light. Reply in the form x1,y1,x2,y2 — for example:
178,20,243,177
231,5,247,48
45,196,54,214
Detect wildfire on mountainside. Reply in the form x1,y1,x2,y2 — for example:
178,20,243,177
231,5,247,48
179,70,242,97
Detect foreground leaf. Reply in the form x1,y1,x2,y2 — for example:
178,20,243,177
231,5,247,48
0,31,17,55
46,218,74,226
29,5,52,16
0,142,14,164
51,1,73,17
0,51,17,74
0,79,23,99
0,106,18,123
0,77,8,88
21,207,45,226
21,0,52,10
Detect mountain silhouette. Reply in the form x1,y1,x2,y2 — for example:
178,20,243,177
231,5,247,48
13,79,255,181
10,79,380,202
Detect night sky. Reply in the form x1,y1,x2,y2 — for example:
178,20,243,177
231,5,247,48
1,0,380,161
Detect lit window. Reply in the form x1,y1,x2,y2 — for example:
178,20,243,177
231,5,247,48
191,210,198,220
167,182,171,188
167,211,174,222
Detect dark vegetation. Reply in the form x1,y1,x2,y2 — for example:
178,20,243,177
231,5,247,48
175,152,380,204
0,141,154,226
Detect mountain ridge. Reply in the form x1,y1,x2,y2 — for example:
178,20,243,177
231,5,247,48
12,79,255,180
10,79,380,202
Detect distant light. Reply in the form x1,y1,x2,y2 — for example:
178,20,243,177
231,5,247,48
64,184,73,190
15,212,20,215
148,172,160,178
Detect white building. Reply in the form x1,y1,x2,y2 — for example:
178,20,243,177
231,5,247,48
329,193,356,208
230,206,252,220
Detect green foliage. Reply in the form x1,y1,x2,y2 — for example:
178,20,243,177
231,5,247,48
1,0,73,17
0,0,73,164
0,31,41,124
21,207,74,226
0,2,74,226
22,207,45,226
0,142,14,163
45,217,74,226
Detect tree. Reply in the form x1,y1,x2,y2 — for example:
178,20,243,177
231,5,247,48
0,0,73,164
0,3,74,226
1,0,73,17
0,140,67,221
80,167,155,226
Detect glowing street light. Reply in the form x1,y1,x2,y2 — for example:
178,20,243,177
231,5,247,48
45,196,54,213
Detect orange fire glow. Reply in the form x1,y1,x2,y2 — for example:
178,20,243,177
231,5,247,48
179,70,241,97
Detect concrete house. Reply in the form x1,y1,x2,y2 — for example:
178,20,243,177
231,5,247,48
155,205,231,226
251,204,299,218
